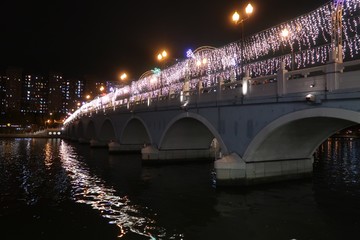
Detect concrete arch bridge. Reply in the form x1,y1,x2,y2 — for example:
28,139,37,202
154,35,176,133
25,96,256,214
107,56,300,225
64,59,360,185
63,0,360,185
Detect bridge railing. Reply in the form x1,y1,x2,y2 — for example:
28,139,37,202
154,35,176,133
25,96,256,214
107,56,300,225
64,56,360,127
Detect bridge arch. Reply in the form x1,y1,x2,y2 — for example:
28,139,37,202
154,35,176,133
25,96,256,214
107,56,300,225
77,121,85,139
243,108,360,163
159,112,228,154
71,125,77,138
120,116,152,145
85,120,97,140
99,118,116,142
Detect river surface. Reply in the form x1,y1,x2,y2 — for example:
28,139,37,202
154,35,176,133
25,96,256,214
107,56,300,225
0,137,360,240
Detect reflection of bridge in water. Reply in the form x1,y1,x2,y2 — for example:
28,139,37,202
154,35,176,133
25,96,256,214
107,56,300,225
63,0,360,186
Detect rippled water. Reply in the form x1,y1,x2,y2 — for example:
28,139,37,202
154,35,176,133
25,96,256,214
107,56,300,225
1,137,360,239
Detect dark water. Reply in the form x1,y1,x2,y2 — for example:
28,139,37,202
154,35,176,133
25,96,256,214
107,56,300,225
1,138,360,240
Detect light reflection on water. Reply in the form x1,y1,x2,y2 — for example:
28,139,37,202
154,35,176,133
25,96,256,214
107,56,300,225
58,140,168,239
2,137,360,239
314,137,360,188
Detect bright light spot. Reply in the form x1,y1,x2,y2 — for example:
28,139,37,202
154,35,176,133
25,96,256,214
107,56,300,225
157,50,167,61
150,76,158,84
162,50,167,58
186,49,194,58
281,28,289,38
120,73,127,81
242,79,248,95
180,91,183,102
232,11,240,23
245,3,254,15
152,68,161,75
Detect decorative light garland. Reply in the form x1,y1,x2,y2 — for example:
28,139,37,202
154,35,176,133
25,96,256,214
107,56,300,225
64,0,360,126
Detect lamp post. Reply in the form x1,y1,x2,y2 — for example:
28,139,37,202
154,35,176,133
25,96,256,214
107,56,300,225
119,72,127,81
99,85,105,94
157,50,167,62
232,3,254,78
45,119,51,129
280,28,295,72
156,50,168,96
118,72,128,87
195,57,208,94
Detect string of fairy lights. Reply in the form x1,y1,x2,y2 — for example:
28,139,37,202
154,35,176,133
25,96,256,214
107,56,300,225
64,0,360,126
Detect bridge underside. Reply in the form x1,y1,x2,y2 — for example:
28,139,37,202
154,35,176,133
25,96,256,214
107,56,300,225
141,117,218,161
215,116,358,186
109,118,151,152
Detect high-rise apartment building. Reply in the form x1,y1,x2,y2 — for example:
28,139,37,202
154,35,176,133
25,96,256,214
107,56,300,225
21,74,48,114
0,74,7,115
60,77,86,115
0,67,90,126
48,72,63,115
0,67,22,116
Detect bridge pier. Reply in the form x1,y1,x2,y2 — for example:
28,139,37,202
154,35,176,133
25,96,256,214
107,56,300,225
78,137,90,144
141,145,214,162
90,139,108,148
108,141,143,153
214,154,313,186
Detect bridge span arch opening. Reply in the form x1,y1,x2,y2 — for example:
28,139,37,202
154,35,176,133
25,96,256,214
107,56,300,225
85,121,97,142
244,108,360,163
216,108,360,186
99,119,116,142
85,119,117,148
142,113,227,161
117,117,152,152
77,121,84,140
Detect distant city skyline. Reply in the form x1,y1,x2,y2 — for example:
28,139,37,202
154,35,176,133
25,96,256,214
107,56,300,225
0,66,115,131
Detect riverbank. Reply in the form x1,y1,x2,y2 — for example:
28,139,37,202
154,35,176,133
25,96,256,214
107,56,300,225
0,128,63,138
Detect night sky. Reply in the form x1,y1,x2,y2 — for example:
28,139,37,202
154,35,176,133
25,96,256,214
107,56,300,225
0,0,329,81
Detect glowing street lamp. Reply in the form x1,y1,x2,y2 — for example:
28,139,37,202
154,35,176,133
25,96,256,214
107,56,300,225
99,86,105,92
280,28,289,53
232,3,254,25
280,28,295,71
157,50,168,61
119,72,128,81
231,3,254,78
118,72,128,88
45,119,51,128
156,50,169,95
